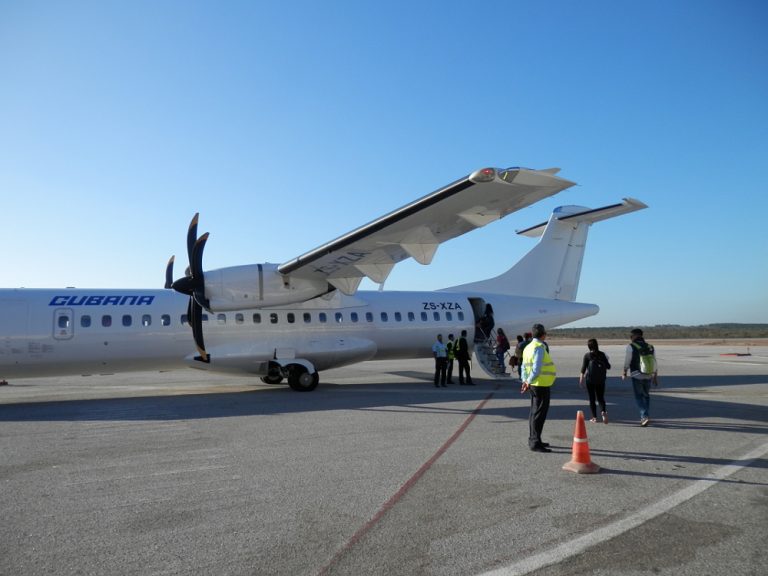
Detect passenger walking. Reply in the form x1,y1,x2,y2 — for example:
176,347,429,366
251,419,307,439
622,328,658,426
455,329,474,385
521,324,556,452
495,328,510,374
515,332,532,379
432,334,448,388
446,333,456,384
579,338,611,423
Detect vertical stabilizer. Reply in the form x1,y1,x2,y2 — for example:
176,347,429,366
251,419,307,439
442,198,647,301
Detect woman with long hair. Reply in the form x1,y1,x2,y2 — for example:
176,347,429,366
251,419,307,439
579,338,611,423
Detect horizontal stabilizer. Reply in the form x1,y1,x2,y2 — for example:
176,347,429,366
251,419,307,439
517,198,648,238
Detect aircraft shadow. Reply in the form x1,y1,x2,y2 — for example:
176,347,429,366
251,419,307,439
0,375,766,435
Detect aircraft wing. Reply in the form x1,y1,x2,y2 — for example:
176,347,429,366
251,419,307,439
278,167,576,294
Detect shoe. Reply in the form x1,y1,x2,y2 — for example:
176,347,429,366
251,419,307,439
589,417,597,423
541,442,550,448
441,384,447,387
602,411,608,424
530,445,552,453
640,417,650,427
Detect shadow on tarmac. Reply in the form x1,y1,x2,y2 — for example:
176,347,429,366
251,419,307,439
1,374,766,428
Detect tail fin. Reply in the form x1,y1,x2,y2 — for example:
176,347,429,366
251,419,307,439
443,198,647,301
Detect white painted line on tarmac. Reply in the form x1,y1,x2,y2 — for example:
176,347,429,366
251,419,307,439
479,441,768,576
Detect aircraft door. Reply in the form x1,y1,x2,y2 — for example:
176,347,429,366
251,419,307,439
468,297,487,341
52,308,74,340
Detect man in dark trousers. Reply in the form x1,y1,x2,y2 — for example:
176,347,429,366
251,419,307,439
622,328,658,426
455,329,474,385
521,323,556,452
445,333,456,384
432,334,448,387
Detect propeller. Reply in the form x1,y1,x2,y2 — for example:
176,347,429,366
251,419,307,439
170,213,210,362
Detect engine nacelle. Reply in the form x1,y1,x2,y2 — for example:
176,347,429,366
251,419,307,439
203,263,329,311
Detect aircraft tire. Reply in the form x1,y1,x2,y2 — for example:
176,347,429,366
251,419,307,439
260,375,283,384
288,367,319,392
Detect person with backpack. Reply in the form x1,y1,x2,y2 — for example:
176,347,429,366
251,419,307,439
622,328,658,426
514,332,532,379
579,338,611,424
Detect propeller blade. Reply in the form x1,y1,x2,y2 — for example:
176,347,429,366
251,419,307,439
164,255,175,289
186,213,200,267
189,299,209,362
190,232,209,281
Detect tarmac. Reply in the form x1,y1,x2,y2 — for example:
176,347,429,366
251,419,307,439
1,342,766,576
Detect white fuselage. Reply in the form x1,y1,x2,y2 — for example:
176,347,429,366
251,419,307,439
0,288,597,380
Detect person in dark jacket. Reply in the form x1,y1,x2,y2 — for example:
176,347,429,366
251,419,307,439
455,329,474,385
579,338,611,423
475,303,495,342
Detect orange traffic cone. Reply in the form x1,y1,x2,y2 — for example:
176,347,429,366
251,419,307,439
562,410,600,474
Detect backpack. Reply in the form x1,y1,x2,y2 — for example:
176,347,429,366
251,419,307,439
632,341,657,374
587,353,608,381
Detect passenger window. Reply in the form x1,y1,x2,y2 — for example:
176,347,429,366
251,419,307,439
122,315,132,327
394,312,402,322
217,313,226,324
319,313,327,323
253,313,261,324
303,313,312,323
446,312,453,321
381,312,388,322
161,314,171,326
58,315,70,328
142,314,151,327
351,312,358,323
287,313,295,324
408,312,415,321
270,313,278,324
102,315,112,327
458,311,465,321
421,312,428,321
80,315,91,328
335,312,343,323
181,314,188,325
433,312,440,321
365,312,373,322
235,313,244,324
201,314,209,322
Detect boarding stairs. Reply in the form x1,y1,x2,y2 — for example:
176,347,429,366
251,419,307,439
473,328,514,379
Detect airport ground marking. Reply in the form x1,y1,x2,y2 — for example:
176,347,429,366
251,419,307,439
479,441,768,576
316,385,501,576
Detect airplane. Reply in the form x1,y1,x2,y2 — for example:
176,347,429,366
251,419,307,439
0,166,647,391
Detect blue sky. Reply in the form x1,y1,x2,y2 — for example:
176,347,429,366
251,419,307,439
1,0,766,327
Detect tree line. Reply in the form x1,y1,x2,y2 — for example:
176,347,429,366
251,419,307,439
548,324,768,340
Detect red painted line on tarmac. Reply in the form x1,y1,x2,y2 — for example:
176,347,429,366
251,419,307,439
316,386,499,576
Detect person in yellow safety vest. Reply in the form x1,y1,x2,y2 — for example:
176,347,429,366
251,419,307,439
521,323,556,453
446,334,456,384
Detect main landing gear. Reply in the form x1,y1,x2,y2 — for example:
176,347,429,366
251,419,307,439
260,362,319,392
